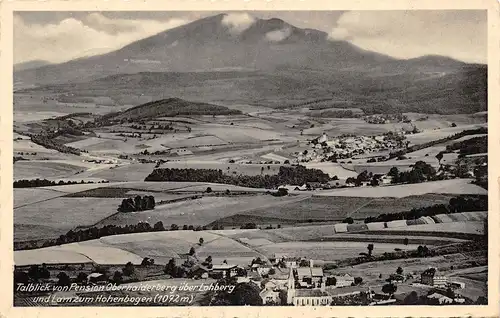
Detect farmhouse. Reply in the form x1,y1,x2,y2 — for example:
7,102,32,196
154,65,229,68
420,268,448,288
331,274,355,288
170,149,193,156
260,288,281,305
427,293,454,304
271,253,299,268
188,264,210,279
211,264,240,278
87,273,107,284
295,266,324,289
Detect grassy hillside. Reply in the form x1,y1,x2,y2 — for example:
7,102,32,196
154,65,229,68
100,98,241,122
18,66,486,115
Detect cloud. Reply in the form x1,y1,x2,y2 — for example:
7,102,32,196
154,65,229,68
14,13,190,64
265,28,292,42
328,11,487,64
221,13,256,34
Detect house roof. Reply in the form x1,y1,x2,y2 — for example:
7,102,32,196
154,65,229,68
311,267,324,277
421,268,438,276
260,288,279,297
88,273,103,279
428,293,452,301
212,264,237,270
296,267,312,277
295,289,329,297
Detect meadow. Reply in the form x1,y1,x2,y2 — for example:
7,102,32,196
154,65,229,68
14,197,122,241
256,241,421,261
315,179,487,198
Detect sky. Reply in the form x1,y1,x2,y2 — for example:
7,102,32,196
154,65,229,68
14,10,487,65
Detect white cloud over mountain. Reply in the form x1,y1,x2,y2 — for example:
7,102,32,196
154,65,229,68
221,13,256,34
14,13,190,64
329,10,486,64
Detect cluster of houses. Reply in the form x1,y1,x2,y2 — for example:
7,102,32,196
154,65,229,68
297,132,407,163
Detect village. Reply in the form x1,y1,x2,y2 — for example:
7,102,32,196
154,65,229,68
16,249,473,307
296,132,408,163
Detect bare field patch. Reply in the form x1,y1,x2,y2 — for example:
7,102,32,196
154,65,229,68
257,241,420,261
14,188,66,208
88,163,157,182
304,162,358,179
95,194,303,228
315,179,487,198
14,197,122,241
382,221,484,235
14,161,84,180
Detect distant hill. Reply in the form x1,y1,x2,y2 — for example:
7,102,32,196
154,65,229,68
13,13,487,115
101,98,241,122
14,60,51,72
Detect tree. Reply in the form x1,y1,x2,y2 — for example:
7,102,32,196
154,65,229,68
199,237,204,246
76,272,88,284
229,283,263,305
382,283,397,297
268,268,276,275
388,167,400,178
56,272,71,286
171,224,179,231
326,276,337,286
112,271,123,284
367,244,374,257
396,267,404,275
354,277,363,285
122,262,135,276
343,217,354,224
164,258,176,275
153,221,165,231
189,247,196,256
451,122,457,127
403,291,419,305
435,152,444,165
206,187,212,193
404,237,409,245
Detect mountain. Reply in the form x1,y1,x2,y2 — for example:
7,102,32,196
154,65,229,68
15,13,399,85
14,13,487,114
14,60,51,72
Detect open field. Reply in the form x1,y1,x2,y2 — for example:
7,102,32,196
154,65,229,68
14,161,85,180
85,163,157,182
304,162,358,179
256,241,421,261
95,194,308,228
350,193,456,219
239,196,373,222
235,193,457,223
320,233,466,245
315,179,487,198
14,197,122,241
14,230,263,266
405,123,487,145
14,188,67,208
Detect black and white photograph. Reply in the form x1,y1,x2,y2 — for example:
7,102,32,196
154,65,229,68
6,4,496,313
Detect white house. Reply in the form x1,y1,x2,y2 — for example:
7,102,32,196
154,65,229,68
260,288,280,305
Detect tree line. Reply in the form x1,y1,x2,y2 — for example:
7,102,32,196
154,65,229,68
118,195,156,212
145,165,332,189
15,221,216,251
14,178,109,188
388,161,437,185
363,194,487,223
